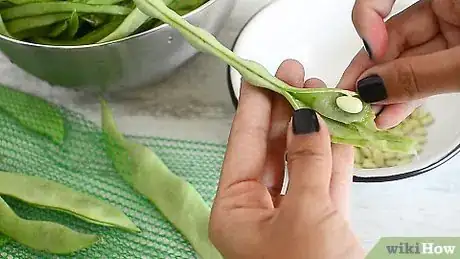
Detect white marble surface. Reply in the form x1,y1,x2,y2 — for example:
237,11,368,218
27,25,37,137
0,0,459,253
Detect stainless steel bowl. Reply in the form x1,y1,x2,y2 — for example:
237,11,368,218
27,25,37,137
0,0,236,92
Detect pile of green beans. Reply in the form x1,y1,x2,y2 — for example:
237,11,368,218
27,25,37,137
354,107,434,169
0,0,208,45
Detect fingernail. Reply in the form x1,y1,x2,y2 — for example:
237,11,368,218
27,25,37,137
363,39,373,59
357,75,387,103
292,108,319,135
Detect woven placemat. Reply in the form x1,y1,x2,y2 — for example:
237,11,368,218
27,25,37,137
0,86,226,258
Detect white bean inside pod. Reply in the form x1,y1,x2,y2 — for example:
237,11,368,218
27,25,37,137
336,95,363,114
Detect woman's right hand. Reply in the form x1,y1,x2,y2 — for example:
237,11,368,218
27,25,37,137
338,0,460,129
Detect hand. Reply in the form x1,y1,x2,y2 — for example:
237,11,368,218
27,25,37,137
209,60,364,259
338,0,460,129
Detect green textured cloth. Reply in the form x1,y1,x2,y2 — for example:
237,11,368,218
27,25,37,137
0,85,225,258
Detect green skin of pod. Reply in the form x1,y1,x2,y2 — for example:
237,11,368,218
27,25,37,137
5,13,71,34
0,85,64,145
101,100,222,259
48,21,69,37
0,197,99,254
66,10,79,38
0,171,140,233
98,7,149,43
0,2,131,21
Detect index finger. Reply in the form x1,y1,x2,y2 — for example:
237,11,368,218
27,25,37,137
218,81,273,190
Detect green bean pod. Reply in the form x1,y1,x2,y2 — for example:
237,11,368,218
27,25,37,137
48,21,68,37
0,14,11,37
0,2,131,20
101,100,222,259
12,25,51,39
0,85,64,144
0,171,140,233
5,13,70,34
7,0,53,5
98,7,148,43
66,10,79,38
0,197,99,254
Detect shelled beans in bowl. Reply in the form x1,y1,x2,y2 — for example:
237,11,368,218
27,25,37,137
354,107,435,169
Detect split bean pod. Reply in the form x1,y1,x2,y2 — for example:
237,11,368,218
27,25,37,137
0,196,99,254
0,171,140,233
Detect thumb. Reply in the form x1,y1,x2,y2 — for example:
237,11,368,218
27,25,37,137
285,108,332,199
351,0,395,60
356,47,460,104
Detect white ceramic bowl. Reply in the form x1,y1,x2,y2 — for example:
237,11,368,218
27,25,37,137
227,0,460,182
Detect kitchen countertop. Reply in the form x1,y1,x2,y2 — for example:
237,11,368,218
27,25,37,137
0,0,459,253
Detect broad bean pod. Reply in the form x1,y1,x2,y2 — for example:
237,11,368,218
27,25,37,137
0,85,64,144
101,100,223,259
0,171,140,233
0,196,99,254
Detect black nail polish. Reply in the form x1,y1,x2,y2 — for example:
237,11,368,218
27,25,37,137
292,109,319,135
357,75,388,103
363,39,373,59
